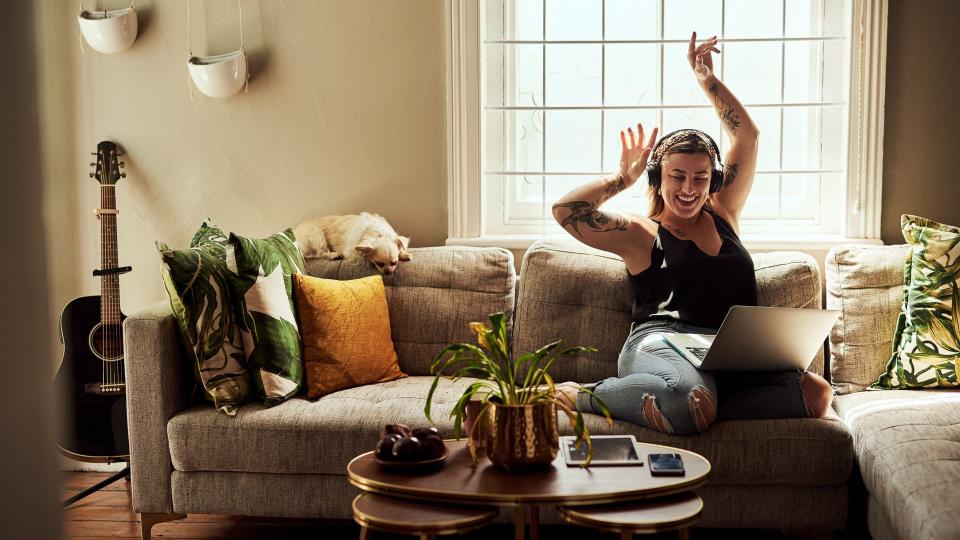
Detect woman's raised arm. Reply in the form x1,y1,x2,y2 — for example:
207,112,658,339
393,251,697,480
688,32,759,227
551,124,658,258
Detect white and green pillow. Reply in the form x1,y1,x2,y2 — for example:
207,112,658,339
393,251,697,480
158,223,250,416
227,229,306,407
873,215,960,389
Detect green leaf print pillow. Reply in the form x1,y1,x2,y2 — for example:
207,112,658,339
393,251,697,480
158,222,250,416
227,229,306,407
873,215,960,389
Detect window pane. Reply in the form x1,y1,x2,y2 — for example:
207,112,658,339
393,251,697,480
604,44,659,106
783,41,822,103
750,107,782,171
605,0,659,41
485,0,544,41
722,42,782,104
546,45,602,106
546,0,602,41
663,43,718,105
485,110,544,172
819,105,844,170
782,107,820,171
485,44,543,108
545,110,602,172
724,0,783,38
822,39,847,103
484,174,545,232
662,108,722,145
603,109,660,173
823,0,850,37
739,173,780,220
784,0,823,37
781,173,818,220
664,0,722,41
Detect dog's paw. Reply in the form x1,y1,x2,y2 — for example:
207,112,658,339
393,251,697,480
319,251,344,260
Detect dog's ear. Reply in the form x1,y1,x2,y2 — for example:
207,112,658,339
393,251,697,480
355,243,374,255
397,236,412,261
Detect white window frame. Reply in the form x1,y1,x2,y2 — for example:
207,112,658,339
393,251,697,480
445,0,887,250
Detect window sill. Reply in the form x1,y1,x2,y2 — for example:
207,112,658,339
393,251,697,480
445,235,885,252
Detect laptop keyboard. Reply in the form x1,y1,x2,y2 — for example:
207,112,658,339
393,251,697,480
688,347,710,360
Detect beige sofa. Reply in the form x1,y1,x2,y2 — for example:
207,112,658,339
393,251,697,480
826,244,960,540
126,241,856,538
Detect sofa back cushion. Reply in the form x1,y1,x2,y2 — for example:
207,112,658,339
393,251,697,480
825,244,911,394
514,240,823,383
303,246,515,376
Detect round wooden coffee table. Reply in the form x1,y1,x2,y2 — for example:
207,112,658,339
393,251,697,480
347,439,710,540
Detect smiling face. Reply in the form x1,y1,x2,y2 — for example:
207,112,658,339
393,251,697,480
657,151,714,221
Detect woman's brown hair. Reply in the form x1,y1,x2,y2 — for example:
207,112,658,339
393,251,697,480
646,139,716,218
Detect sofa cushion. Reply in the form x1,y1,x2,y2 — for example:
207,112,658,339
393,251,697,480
168,376,482,475
825,244,911,394
293,274,406,399
875,215,960,389
227,229,306,407
514,240,824,383
168,377,852,487
834,390,960,540
157,222,250,416
303,247,515,377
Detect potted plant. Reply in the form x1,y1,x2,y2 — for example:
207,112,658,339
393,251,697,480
424,312,612,469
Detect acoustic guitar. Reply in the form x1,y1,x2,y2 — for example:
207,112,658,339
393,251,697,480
55,141,131,462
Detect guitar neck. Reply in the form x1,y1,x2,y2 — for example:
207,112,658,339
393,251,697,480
100,184,121,325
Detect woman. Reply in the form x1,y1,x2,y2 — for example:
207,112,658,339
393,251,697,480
550,32,833,435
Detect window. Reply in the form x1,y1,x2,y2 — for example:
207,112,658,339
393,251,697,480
446,0,888,248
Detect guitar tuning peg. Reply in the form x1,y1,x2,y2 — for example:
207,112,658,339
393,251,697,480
89,162,96,167
118,162,125,168
89,173,96,178
90,152,97,156
117,150,125,156
120,172,127,178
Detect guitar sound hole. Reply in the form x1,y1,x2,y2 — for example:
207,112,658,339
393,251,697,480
90,323,124,362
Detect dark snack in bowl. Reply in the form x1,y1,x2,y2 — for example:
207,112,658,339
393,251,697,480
392,436,423,461
380,423,412,439
412,427,442,441
375,434,402,461
420,436,445,459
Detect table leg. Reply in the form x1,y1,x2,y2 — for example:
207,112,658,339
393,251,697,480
678,527,690,540
529,505,540,540
621,531,634,540
514,504,526,540
359,524,373,540
420,534,437,540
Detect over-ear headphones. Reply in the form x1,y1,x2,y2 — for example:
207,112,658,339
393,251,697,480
645,129,724,194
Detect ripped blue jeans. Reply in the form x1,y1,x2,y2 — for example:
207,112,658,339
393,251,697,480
577,319,811,435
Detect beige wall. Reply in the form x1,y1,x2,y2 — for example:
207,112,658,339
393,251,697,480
880,0,960,243
43,0,447,338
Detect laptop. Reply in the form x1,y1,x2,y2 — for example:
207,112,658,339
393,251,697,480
659,306,840,371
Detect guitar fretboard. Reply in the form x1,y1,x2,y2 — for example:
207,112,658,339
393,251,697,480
100,185,121,326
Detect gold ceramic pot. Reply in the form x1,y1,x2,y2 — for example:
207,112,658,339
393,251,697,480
485,400,559,470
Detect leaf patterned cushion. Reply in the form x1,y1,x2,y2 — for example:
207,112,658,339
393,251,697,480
227,229,306,407
158,222,250,416
873,215,960,389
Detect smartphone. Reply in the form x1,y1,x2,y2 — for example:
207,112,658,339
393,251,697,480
648,453,685,476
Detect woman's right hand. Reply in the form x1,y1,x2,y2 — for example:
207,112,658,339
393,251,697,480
619,124,659,185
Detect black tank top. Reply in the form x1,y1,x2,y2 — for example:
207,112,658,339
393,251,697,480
629,208,758,329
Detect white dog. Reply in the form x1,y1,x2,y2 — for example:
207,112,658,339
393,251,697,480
293,212,411,275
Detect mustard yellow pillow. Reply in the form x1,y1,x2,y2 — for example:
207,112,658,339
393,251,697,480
293,274,406,398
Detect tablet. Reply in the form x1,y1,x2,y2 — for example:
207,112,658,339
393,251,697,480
560,435,644,466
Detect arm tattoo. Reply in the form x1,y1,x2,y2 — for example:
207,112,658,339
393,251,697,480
724,163,739,186
600,174,626,204
709,82,741,135
551,200,628,238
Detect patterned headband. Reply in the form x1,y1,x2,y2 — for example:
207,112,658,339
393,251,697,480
650,129,718,164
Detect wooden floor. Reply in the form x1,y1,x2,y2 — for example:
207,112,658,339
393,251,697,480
63,472,803,539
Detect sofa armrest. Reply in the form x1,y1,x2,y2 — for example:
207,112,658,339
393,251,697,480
123,301,193,514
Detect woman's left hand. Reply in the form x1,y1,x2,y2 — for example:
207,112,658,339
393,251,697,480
687,31,720,82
